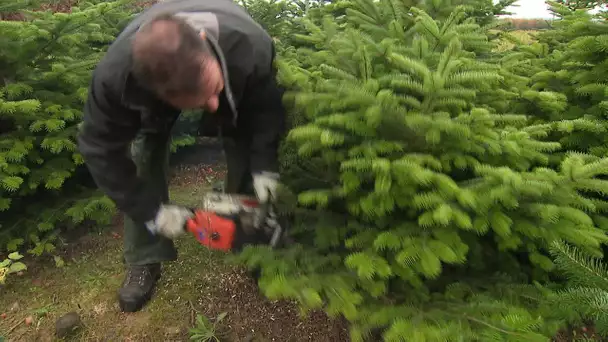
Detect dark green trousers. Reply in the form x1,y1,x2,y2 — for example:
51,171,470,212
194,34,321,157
123,131,253,266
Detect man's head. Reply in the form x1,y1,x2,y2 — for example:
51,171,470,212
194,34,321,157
131,14,224,112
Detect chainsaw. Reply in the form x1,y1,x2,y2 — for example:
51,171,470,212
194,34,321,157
184,191,287,252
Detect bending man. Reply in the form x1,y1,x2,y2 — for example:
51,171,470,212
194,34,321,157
77,0,286,312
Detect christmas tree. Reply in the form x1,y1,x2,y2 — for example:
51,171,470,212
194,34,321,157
521,1,607,159
237,0,608,339
499,2,608,239
0,0,137,257
504,2,608,335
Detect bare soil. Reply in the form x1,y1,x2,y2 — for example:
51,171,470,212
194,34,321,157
0,161,349,342
552,325,602,342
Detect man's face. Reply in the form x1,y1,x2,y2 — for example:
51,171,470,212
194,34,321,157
164,56,224,112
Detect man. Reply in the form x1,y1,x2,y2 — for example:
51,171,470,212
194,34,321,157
77,0,286,313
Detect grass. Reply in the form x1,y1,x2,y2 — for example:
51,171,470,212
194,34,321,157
0,164,348,342
0,180,228,341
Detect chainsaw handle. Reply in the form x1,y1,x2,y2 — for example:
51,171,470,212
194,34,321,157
183,208,198,231
269,225,282,248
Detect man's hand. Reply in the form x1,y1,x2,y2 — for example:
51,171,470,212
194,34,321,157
252,171,280,203
145,205,193,239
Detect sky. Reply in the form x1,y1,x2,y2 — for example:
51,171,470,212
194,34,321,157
504,0,553,19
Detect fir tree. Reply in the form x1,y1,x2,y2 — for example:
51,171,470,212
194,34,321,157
499,3,608,246
0,0,137,257
237,0,608,340
554,0,607,10
237,0,303,44
542,240,608,336
503,1,608,160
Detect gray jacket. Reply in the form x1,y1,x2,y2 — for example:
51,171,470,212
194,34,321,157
77,0,286,223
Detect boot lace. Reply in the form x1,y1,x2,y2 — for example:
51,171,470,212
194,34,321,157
125,265,150,287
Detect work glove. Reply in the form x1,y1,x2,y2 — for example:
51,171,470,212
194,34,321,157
252,171,280,204
145,204,193,239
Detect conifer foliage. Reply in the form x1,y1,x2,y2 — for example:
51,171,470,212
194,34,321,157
542,240,608,336
555,0,607,10
238,0,608,340
508,1,608,161
0,0,137,257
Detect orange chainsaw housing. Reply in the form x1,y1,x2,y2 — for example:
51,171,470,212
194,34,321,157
186,210,236,252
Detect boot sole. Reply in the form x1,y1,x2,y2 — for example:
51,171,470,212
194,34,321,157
118,273,161,313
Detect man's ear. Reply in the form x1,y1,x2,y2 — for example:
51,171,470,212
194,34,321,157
199,31,206,40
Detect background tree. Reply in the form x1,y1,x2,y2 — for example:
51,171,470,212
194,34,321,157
238,0,302,43
503,1,608,169
554,0,607,10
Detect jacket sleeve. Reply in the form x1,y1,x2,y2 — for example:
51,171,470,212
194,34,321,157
240,45,287,174
77,75,161,223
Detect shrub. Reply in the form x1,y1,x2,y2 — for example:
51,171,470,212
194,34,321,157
0,0,137,258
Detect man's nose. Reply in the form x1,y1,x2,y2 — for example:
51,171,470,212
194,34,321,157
206,96,219,113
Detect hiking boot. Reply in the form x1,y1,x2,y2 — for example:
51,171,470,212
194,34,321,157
118,263,161,312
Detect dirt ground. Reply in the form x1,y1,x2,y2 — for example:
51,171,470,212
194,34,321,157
0,161,349,342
